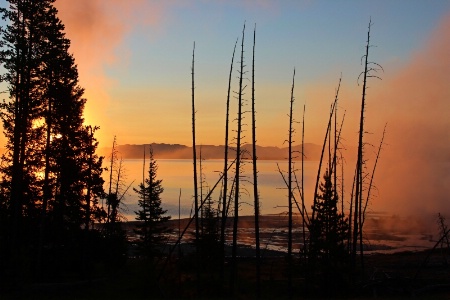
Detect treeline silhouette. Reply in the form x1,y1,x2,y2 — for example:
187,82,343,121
0,0,127,287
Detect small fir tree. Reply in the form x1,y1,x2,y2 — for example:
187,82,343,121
134,146,171,258
308,169,350,294
199,192,220,254
193,192,221,275
309,169,348,261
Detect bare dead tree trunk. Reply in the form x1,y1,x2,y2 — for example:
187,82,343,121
311,77,341,224
178,188,181,241
85,126,94,230
362,123,387,227
328,104,332,175
107,136,117,224
279,164,308,224
352,20,372,271
250,24,261,298
142,145,147,240
111,157,123,226
341,152,345,217
301,104,307,259
199,146,204,236
82,126,95,279
287,68,295,296
158,160,236,281
226,175,237,220
333,100,338,208
220,38,237,268
190,41,201,293
231,23,245,294
348,168,356,251
191,42,199,246
330,110,346,215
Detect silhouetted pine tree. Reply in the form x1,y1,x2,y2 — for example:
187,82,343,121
198,191,221,272
0,0,105,279
134,146,171,258
310,170,348,259
309,169,349,294
0,0,50,259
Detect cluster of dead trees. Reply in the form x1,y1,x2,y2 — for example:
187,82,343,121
0,0,387,296
156,20,386,298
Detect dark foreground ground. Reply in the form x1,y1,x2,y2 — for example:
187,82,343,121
1,246,450,299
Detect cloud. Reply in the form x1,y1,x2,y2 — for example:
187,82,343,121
54,0,167,144
365,12,450,216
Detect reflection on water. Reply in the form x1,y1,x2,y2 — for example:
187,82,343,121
115,159,439,253
115,159,319,221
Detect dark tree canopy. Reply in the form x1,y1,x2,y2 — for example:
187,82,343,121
0,0,106,280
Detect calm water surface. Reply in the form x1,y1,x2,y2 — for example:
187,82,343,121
114,159,438,253
114,159,319,221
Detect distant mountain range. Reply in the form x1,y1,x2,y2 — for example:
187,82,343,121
98,143,323,161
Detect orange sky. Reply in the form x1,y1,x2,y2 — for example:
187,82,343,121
51,1,448,148
54,0,168,145
0,1,437,217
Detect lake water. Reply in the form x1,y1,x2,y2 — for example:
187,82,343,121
114,159,319,221
114,159,441,253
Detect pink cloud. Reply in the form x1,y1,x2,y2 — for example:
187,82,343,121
54,0,167,143
366,12,450,216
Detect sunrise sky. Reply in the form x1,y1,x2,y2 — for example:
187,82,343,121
0,0,450,215
46,0,448,146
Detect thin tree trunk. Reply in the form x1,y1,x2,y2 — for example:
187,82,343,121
348,168,356,251
330,111,346,213
311,77,341,224
226,174,237,220
38,67,53,250
190,41,201,294
333,100,338,208
199,146,203,236
352,20,372,271
362,123,387,227
178,189,181,241
221,38,238,253
301,105,307,259
287,68,295,296
328,104,332,174
82,126,94,279
158,159,236,282
219,36,237,285
280,164,309,226
250,24,261,298
111,158,123,226
37,69,54,276
10,5,27,265
18,4,34,224
191,42,199,245
142,145,147,240
231,23,245,294
107,136,116,223
341,152,345,217
85,126,93,230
